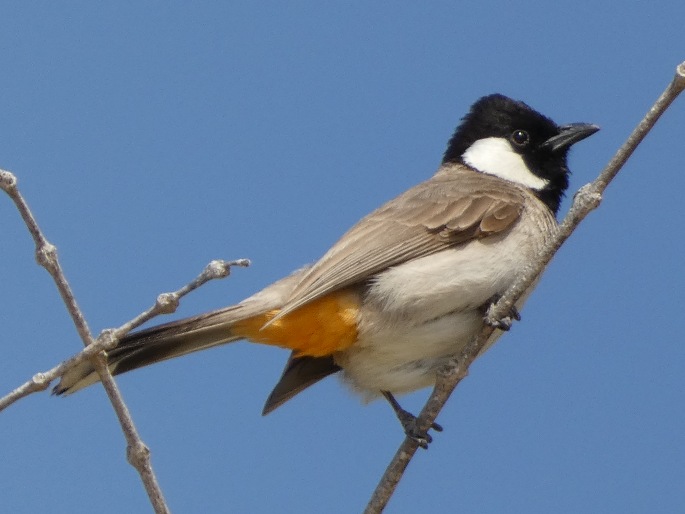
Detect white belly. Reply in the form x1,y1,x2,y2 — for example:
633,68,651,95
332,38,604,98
337,310,485,396
336,205,555,396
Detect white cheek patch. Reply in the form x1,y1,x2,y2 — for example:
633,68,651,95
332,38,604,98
462,137,549,190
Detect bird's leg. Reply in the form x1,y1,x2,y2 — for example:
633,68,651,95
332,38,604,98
482,294,521,331
382,391,443,449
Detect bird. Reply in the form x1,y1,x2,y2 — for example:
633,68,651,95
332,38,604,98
55,94,598,446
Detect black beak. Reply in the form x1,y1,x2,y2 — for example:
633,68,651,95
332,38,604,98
541,123,600,153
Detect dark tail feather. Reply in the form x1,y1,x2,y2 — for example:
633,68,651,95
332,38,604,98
54,305,245,395
54,268,311,396
262,353,340,415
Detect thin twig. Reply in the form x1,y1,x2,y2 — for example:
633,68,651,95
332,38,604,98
114,258,251,337
1,171,249,513
0,169,171,513
364,61,685,514
0,258,249,412
0,330,116,411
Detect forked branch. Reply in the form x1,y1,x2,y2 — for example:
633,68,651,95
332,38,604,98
1,169,249,514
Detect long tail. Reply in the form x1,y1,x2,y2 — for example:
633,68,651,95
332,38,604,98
54,269,308,395
53,304,248,395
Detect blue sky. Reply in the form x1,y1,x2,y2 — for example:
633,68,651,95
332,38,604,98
1,3,684,513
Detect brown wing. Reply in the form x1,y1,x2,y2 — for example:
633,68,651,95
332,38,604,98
273,164,526,320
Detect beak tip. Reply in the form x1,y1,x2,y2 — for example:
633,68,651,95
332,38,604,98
542,122,600,152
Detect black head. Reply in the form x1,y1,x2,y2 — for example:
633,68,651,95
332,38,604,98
442,94,599,214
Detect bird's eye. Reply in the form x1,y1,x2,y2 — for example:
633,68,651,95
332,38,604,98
511,129,530,147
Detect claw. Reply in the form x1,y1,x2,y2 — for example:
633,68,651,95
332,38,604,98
382,391,443,449
483,295,521,331
485,314,515,331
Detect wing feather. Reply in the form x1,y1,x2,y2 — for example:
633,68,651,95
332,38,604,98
275,165,528,319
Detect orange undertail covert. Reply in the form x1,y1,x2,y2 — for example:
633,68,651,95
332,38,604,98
232,290,359,357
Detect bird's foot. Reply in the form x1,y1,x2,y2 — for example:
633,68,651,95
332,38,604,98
382,391,443,449
483,295,521,331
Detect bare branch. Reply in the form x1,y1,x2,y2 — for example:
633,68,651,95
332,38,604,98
1,173,248,513
0,258,249,412
115,258,251,337
2,169,170,512
0,171,249,511
364,61,685,514
1,170,95,346
0,330,117,411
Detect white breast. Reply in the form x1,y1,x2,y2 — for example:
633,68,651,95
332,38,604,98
336,196,556,398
